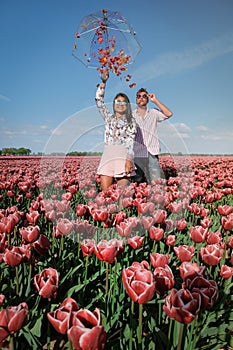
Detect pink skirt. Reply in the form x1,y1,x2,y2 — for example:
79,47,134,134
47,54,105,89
97,144,136,178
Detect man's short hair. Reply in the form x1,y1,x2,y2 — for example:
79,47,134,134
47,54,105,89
136,88,148,95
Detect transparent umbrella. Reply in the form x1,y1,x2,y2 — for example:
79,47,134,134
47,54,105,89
72,9,141,82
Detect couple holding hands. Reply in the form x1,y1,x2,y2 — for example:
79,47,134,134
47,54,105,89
95,69,173,192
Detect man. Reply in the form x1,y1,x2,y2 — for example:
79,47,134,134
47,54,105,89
133,88,173,183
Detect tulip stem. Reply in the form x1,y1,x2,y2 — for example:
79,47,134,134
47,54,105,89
84,255,89,286
177,323,184,350
58,235,64,258
15,266,19,296
105,262,109,295
9,335,14,350
138,303,143,345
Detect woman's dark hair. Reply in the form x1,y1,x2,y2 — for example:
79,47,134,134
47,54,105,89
113,93,133,125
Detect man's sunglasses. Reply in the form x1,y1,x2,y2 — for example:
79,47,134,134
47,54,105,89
136,94,148,99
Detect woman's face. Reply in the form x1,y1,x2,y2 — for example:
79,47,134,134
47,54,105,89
114,96,128,115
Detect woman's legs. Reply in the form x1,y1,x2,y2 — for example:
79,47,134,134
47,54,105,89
100,175,114,192
116,177,130,189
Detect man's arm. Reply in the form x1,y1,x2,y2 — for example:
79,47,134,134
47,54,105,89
148,93,173,118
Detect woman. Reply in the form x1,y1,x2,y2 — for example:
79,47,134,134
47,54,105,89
95,69,137,192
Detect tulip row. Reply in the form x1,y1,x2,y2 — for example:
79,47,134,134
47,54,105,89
0,155,232,349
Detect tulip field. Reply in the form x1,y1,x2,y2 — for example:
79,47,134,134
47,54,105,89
0,155,233,350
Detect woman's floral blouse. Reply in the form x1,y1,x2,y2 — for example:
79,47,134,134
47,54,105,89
95,83,137,160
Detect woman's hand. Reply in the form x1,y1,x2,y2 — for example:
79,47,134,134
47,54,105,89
101,68,109,83
125,159,133,175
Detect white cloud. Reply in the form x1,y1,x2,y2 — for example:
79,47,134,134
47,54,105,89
134,31,233,82
0,94,11,102
196,125,211,131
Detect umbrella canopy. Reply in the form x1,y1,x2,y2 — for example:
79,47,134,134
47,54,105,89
72,9,141,79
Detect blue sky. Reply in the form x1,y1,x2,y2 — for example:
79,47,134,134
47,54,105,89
1,0,233,155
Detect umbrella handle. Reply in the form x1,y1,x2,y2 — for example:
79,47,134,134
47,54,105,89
100,68,109,83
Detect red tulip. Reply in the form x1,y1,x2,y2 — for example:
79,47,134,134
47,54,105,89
137,202,155,215
165,234,176,246
3,246,27,266
141,215,154,229
179,262,207,281
217,205,233,216
154,265,175,296
0,216,17,235
54,218,74,237
122,261,155,304
34,267,59,299
76,204,90,217
0,302,28,342
149,226,164,241
91,209,109,222
127,236,144,250
184,276,218,309
176,218,187,231
0,295,5,307
220,265,233,279
112,211,127,225
94,239,123,264
19,225,40,243
67,308,106,350
116,220,133,237
80,239,95,257
153,209,167,224
221,214,233,231
174,245,195,262
163,288,201,324
150,252,170,268
26,210,40,225
206,231,222,245
190,226,208,243
200,217,212,229
47,297,79,334
200,244,223,266
32,234,50,255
